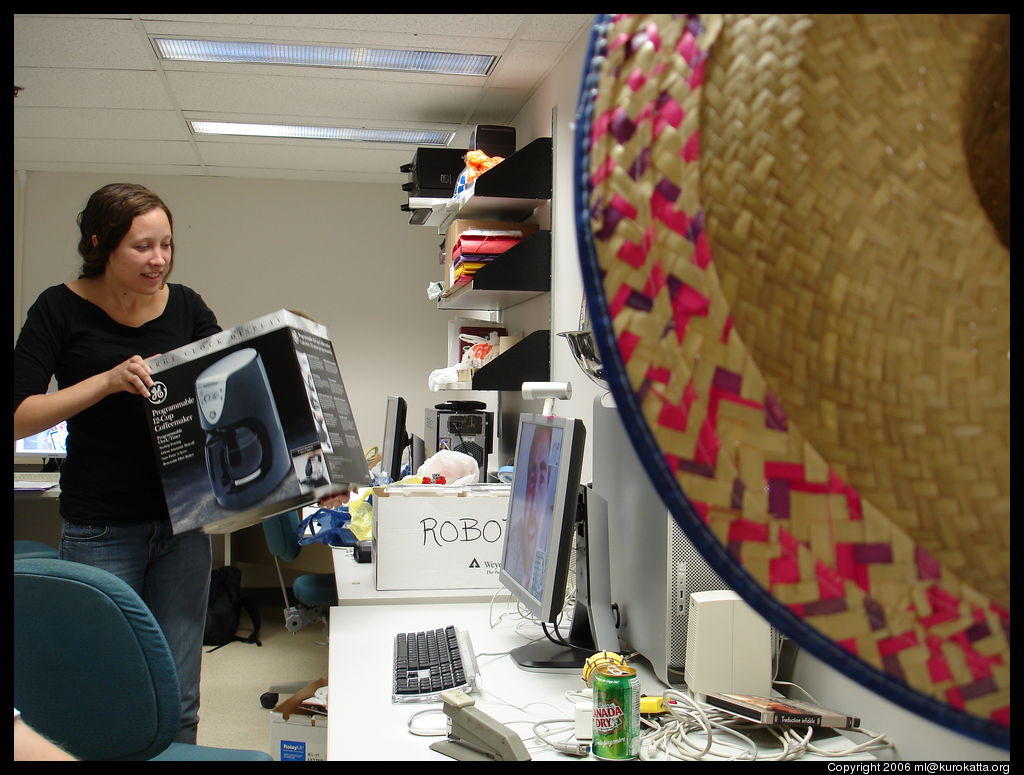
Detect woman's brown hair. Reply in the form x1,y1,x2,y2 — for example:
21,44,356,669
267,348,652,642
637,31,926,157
77,183,175,281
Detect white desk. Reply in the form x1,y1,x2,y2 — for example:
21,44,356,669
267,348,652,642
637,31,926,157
14,472,64,551
326,599,594,761
14,471,61,496
324,595,880,762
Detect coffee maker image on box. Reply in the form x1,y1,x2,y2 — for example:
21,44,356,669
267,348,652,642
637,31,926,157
195,348,292,509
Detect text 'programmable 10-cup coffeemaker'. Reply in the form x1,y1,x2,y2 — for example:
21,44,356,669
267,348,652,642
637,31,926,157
196,348,292,508
425,401,493,483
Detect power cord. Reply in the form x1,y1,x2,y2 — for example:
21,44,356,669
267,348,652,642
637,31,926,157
641,689,752,761
541,621,573,648
637,686,895,762
770,680,895,758
532,720,590,757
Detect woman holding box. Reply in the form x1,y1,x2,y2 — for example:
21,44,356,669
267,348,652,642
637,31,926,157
13,183,221,744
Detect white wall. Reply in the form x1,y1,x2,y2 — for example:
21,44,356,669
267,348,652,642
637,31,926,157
509,17,603,475
14,170,467,462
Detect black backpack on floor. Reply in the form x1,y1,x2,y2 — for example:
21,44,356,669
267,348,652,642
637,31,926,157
204,565,262,652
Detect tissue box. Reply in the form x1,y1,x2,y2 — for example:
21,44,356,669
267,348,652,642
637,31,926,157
144,310,370,535
269,712,327,761
373,484,510,590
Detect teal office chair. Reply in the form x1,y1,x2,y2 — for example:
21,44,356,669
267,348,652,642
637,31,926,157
259,510,338,708
14,539,59,559
13,558,273,761
262,510,338,633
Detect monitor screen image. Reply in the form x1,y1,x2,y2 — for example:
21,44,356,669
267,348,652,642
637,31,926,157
499,413,617,672
501,418,566,606
15,421,68,459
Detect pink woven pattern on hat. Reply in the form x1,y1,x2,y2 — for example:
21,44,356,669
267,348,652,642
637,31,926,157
583,13,1008,731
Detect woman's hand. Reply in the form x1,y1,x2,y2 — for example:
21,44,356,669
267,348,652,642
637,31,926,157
318,489,351,510
15,353,159,441
106,355,155,398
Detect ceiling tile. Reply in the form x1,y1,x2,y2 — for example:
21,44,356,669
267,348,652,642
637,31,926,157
14,137,199,166
14,15,155,69
14,67,178,111
14,107,190,141
13,13,594,181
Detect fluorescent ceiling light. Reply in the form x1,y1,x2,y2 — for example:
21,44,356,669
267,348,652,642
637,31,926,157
154,38,495,76
188,120,454,145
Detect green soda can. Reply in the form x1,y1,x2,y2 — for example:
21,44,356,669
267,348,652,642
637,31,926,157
591,664,640,760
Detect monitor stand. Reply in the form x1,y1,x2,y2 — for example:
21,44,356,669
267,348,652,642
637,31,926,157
509,640,594,672
510,486,619,673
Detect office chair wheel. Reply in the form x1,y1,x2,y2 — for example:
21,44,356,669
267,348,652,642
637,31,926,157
260,692,279,709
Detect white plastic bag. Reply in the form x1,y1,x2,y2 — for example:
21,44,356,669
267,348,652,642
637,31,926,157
428,366,462,391
415,449,479,486
458,332,499,370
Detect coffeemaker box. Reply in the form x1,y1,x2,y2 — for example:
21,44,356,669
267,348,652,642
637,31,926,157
143,309,370,535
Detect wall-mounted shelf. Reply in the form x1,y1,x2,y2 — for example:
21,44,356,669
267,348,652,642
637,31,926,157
408,137,553,395
469,330,550,391
409,137,553,231
438,230,551,311
467,136,552,199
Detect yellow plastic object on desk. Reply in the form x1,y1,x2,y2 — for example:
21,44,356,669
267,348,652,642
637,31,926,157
345,488,374,542
582,651,627,687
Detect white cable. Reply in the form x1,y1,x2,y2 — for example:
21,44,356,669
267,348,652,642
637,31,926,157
564,688,590,705
804,727,895,758
767,680,895,758
532,719,589,757
638,689,895,763
640,689,715,760
487,585,510,628
474,650,512,659
772,679,820,704
476,685,566,719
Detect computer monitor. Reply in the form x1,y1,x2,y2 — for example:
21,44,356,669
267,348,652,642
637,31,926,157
15,421,69,460
380,395,425,481
498,413,618,672
381,395,411,481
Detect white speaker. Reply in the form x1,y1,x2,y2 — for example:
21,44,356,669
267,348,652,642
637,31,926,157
684,590,773,700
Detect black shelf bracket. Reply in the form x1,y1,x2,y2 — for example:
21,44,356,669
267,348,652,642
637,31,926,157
472,137,552,200
471,330,550,391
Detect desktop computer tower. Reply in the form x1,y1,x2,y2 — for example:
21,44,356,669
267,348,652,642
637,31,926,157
592,397,728,688
424,404,493,483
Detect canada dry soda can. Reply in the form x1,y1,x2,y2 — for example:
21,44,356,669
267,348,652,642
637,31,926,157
591,664,640,760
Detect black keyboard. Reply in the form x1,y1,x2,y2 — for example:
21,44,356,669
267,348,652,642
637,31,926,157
392,625,478,703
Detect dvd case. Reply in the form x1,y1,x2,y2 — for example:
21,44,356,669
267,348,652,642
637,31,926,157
703,692,860,729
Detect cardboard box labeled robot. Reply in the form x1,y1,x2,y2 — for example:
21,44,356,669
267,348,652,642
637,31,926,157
144,310,369,535
373,484,510,591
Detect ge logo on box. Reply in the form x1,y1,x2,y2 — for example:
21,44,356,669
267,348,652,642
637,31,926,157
147,381,168,405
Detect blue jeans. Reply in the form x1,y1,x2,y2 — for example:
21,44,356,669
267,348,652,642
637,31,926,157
59,519,212,745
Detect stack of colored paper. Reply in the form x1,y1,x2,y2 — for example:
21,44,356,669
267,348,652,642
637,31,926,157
450,229,524,288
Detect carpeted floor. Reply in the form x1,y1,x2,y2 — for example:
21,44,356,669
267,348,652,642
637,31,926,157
196,601,329,756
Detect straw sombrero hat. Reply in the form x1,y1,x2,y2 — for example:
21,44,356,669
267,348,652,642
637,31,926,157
574,14,1009,747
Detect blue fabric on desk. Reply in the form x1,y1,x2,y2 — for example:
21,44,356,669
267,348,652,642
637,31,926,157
296,507,358,548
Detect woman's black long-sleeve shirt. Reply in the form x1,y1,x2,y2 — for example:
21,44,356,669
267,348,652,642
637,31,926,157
14,283,221,525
